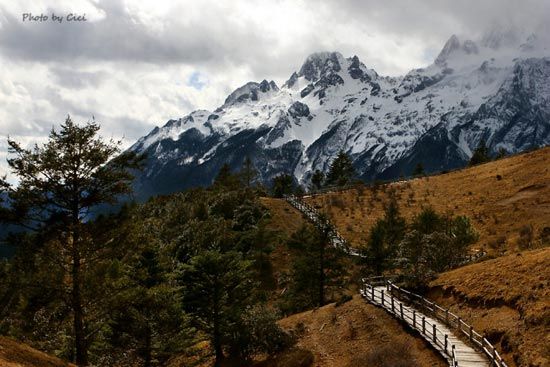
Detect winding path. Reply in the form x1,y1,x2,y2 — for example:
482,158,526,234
285,195,506,367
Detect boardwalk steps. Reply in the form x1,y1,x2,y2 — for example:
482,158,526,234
284,194,508,367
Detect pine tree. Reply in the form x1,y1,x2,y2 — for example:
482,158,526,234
0,116,142,366
469,139,490,166
413,162,425,176
362,192,405,275
326,151,355,187
310,169,325,191
282,221,346,312
271,173,294,198
180,250,256,366
240,157,258,188
214,163,240,189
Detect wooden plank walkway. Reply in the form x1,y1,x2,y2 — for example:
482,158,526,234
284,194,507,367
361,285,489,367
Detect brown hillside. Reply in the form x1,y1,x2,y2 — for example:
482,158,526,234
277,295,447,367
303,147,550,254
428,248,550,367
0,336,74,367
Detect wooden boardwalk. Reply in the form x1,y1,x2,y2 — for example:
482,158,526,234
361,285,489,367
285,194,508,367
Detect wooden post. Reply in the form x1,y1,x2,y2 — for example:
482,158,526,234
422,317,426,334
458,317,461,331
445,334,448,351
433,324,437,342
400,303,404,319
391,296,395,313
445,309,449,324
381,290,384,306
413,310,416,328
371,285,374,300
469,325,473,342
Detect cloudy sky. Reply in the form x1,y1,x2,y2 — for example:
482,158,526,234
0,0,548,177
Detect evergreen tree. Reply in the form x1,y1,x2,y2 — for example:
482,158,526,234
495,147,508,160
326,151,355,187
108,222,194,367
469,139,490,166
413,162,425,176
281,221,346,312
214,163,240,190
0,117,142,366
399,208,478,284
240,157,258,188
361,193,406,275
310,169,325,191
382,192,406,258
180,250,256,366
271,173,294,198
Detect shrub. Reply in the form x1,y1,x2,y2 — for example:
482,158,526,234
518,225,534,250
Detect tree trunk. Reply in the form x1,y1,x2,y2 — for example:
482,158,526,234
71,201,87,367
213,320,223,367
144,324,152,367
72,240,87,366
318,237,325,306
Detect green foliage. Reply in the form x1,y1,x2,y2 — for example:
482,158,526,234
361,193,406,275
180,250,256,365
0,117,142,366
412,162,425,176
469,139,490,166
214,163,240,190
240,157,258,188
326,151,356,187
310,169,325,191
399,207,479,286
280,222,347,314
272,173,294,198
228,305,294,362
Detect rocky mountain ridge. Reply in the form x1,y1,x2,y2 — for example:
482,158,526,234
129,31,550,198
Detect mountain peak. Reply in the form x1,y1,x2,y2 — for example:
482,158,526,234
223,80,278,107
298,51,343,81
435,35,461,65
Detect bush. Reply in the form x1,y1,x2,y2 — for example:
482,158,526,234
517,225,534,250
231,305,294,360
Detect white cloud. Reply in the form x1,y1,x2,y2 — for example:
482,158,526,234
0,0,548,179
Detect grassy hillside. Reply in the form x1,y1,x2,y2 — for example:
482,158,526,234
0,337,75,367
303,147,550,255
429,247,550,367
277,295,446,367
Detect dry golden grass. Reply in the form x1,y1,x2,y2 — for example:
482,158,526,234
0,336,74,367
277,295,446,367
303,147,550,255
429,248,550,367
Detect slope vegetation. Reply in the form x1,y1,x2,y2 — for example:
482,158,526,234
429,248,550,367
304,147,550,254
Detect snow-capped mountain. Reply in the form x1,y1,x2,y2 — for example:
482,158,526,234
129,31,550,198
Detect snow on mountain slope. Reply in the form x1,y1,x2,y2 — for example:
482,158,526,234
129,31,550,198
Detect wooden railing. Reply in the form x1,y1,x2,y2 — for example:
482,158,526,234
380,280,507,367
285,195,507,367
285,195,360,256
362,279,458,366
